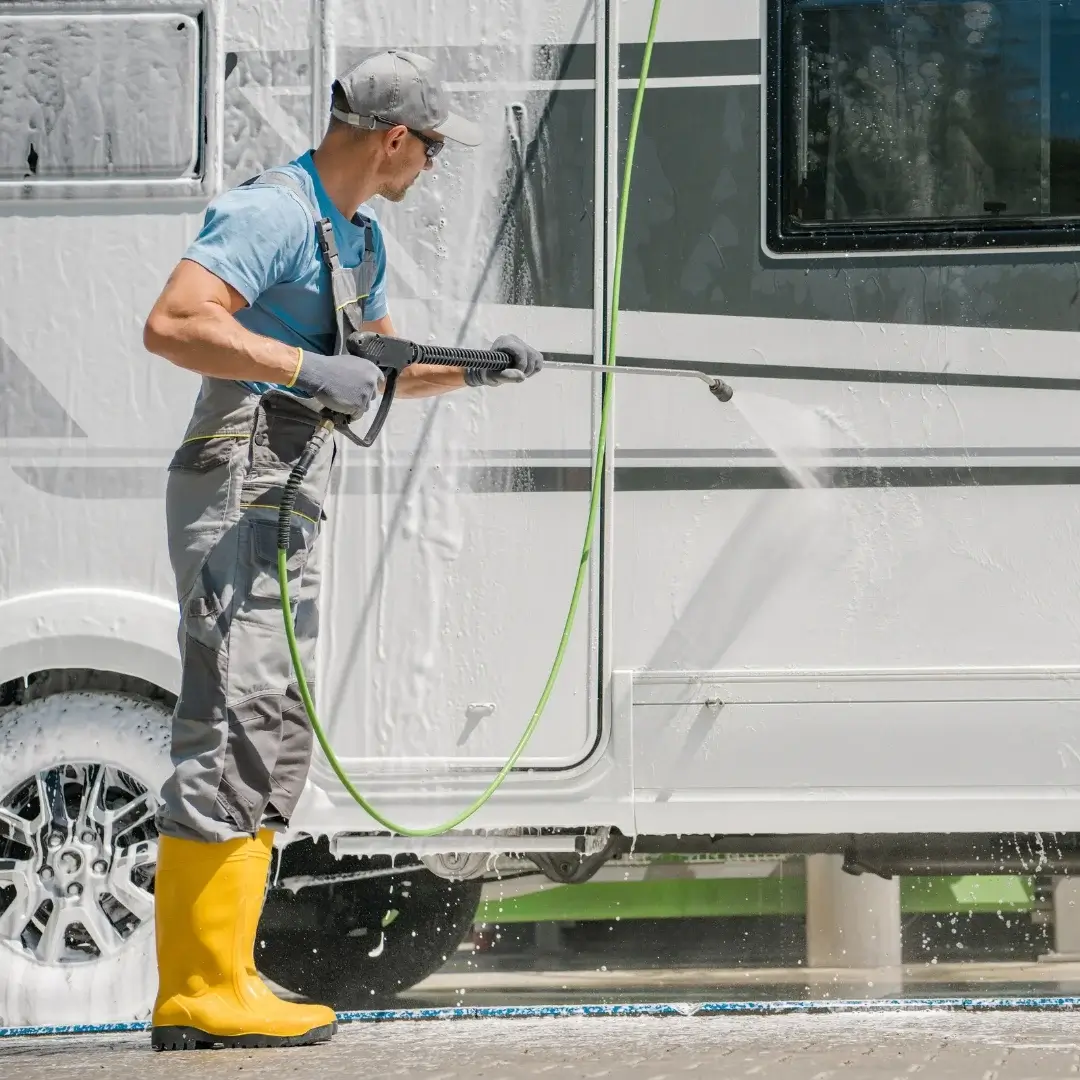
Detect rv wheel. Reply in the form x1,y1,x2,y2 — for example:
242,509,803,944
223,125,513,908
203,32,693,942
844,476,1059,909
255,861,481,1009
0,692,171,1028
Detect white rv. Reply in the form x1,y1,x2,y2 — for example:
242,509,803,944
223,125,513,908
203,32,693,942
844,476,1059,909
2,0,1080,1026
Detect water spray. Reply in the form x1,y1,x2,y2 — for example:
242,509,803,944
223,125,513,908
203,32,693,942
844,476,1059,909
277,0,707,837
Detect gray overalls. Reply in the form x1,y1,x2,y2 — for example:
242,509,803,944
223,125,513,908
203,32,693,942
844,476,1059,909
155,168,376,844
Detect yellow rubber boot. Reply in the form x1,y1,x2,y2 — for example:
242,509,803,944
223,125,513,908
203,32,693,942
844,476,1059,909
151,832,337,1051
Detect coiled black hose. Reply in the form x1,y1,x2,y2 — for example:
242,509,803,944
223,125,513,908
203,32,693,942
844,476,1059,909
277,419,334,553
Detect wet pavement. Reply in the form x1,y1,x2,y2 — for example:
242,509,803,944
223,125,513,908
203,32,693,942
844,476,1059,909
403,959,1080,1008
5,1009,1080,1078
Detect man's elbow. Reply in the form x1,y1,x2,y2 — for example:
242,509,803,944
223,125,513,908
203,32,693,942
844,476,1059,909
143,299,194,366
142,305,173,358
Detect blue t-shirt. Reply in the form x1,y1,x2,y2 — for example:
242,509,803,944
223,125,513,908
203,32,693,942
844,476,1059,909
181,150,388,395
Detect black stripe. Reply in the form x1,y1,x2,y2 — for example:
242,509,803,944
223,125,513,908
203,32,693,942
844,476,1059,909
547,353,1080,393
618,40,760,79
337,464,1080,493
16,462,1080,498
616,465,1080,490
336,466,589,495
547,40,762,80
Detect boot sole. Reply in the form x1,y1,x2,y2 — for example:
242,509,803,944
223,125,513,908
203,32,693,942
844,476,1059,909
151,1021,336,1051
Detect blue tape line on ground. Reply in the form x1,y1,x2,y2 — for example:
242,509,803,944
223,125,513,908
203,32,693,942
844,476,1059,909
334,996,1080,1024
3,997,1080,1038
0,1021,151,1038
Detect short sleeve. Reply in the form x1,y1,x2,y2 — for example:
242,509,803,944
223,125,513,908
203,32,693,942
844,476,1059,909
363,218,389,322
182,186,311,305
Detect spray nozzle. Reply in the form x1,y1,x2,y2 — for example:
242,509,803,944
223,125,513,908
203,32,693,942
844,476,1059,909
709,377,734,403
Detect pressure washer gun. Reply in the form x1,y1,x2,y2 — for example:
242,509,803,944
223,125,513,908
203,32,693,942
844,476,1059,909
325,330,521,448
320,329,735,449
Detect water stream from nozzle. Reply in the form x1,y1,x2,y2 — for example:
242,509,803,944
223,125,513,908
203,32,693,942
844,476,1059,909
730,390,831,490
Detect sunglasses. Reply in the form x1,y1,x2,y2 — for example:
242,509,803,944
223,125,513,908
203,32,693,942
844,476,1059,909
373,116,444,159
408,128,445,159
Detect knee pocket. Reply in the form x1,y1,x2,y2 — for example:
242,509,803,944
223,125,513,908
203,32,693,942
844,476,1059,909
218,693,283,828
175,633,226,724
218,689,313,832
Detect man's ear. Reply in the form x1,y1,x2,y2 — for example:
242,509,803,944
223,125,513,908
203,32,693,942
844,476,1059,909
382,125,409,155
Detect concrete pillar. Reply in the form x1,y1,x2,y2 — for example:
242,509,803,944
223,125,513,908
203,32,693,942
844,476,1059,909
1044,877,1080,960
533,921,564,955
805,854,902,968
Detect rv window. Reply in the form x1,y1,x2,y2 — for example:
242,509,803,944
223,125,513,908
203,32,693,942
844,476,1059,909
769,0,1080,252
0,12,201,184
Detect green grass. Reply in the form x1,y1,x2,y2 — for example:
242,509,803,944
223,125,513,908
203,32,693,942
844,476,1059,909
475,875,1037,925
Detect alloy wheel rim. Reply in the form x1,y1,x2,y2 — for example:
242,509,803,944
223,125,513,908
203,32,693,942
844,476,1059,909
0,763,158,964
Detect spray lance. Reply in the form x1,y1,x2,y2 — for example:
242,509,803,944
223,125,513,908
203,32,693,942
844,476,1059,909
308,330,734,452
275,0,717,837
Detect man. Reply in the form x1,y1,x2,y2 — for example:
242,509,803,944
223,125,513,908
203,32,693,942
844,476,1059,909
142,49,543,1052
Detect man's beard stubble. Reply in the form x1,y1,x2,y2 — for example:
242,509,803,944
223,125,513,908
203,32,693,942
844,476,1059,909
376,177,415,203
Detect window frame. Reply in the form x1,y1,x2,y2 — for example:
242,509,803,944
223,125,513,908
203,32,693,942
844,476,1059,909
764,0,1080,256
0,0,222,202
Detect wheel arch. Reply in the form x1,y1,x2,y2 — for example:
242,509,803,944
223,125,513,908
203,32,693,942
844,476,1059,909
0,588,180,701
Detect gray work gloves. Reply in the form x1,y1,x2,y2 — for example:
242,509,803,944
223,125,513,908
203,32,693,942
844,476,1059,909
292,349,382,420
465,334,544,387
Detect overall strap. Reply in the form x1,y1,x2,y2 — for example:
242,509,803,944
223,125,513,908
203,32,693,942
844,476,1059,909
241,167,316,216
242,169,377,349
313,215,369,345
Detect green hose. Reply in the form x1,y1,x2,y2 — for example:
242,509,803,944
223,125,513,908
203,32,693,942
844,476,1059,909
278,0,665,836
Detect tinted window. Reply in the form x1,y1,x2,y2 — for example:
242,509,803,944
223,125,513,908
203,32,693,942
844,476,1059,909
769,0,1080,251
0,12,201,182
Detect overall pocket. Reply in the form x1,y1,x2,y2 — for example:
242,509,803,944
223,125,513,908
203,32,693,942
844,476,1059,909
244,515,316,605
168,433,248,474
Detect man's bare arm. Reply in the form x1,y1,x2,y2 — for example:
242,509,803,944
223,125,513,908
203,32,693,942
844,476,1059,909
362,314,466,400
144,259,303,385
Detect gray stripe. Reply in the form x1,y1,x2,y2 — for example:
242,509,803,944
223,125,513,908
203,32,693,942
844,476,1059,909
13,466,163,498
335,44,590,85
225,50,310,85
18,462,1080,498
332,40,758,87
627,446,1080,460
0,446,172,459
0,338,86,438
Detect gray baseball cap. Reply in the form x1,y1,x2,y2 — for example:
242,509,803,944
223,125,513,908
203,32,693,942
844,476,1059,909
331,49,483,147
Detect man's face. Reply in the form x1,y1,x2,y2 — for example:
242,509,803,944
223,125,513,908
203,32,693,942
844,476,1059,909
376,128,442,203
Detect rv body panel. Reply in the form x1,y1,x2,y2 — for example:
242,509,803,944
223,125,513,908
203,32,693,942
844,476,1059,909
1,0,1080,843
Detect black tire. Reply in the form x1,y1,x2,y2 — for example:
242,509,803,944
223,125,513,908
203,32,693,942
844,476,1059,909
255,860,481,1009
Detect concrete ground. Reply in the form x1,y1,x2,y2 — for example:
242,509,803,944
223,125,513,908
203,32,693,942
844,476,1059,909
407,959,1080,1006
5,1010,1080,1078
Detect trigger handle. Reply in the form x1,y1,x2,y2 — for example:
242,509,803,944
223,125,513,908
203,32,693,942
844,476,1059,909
324,370,399,449
356,369,398,447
